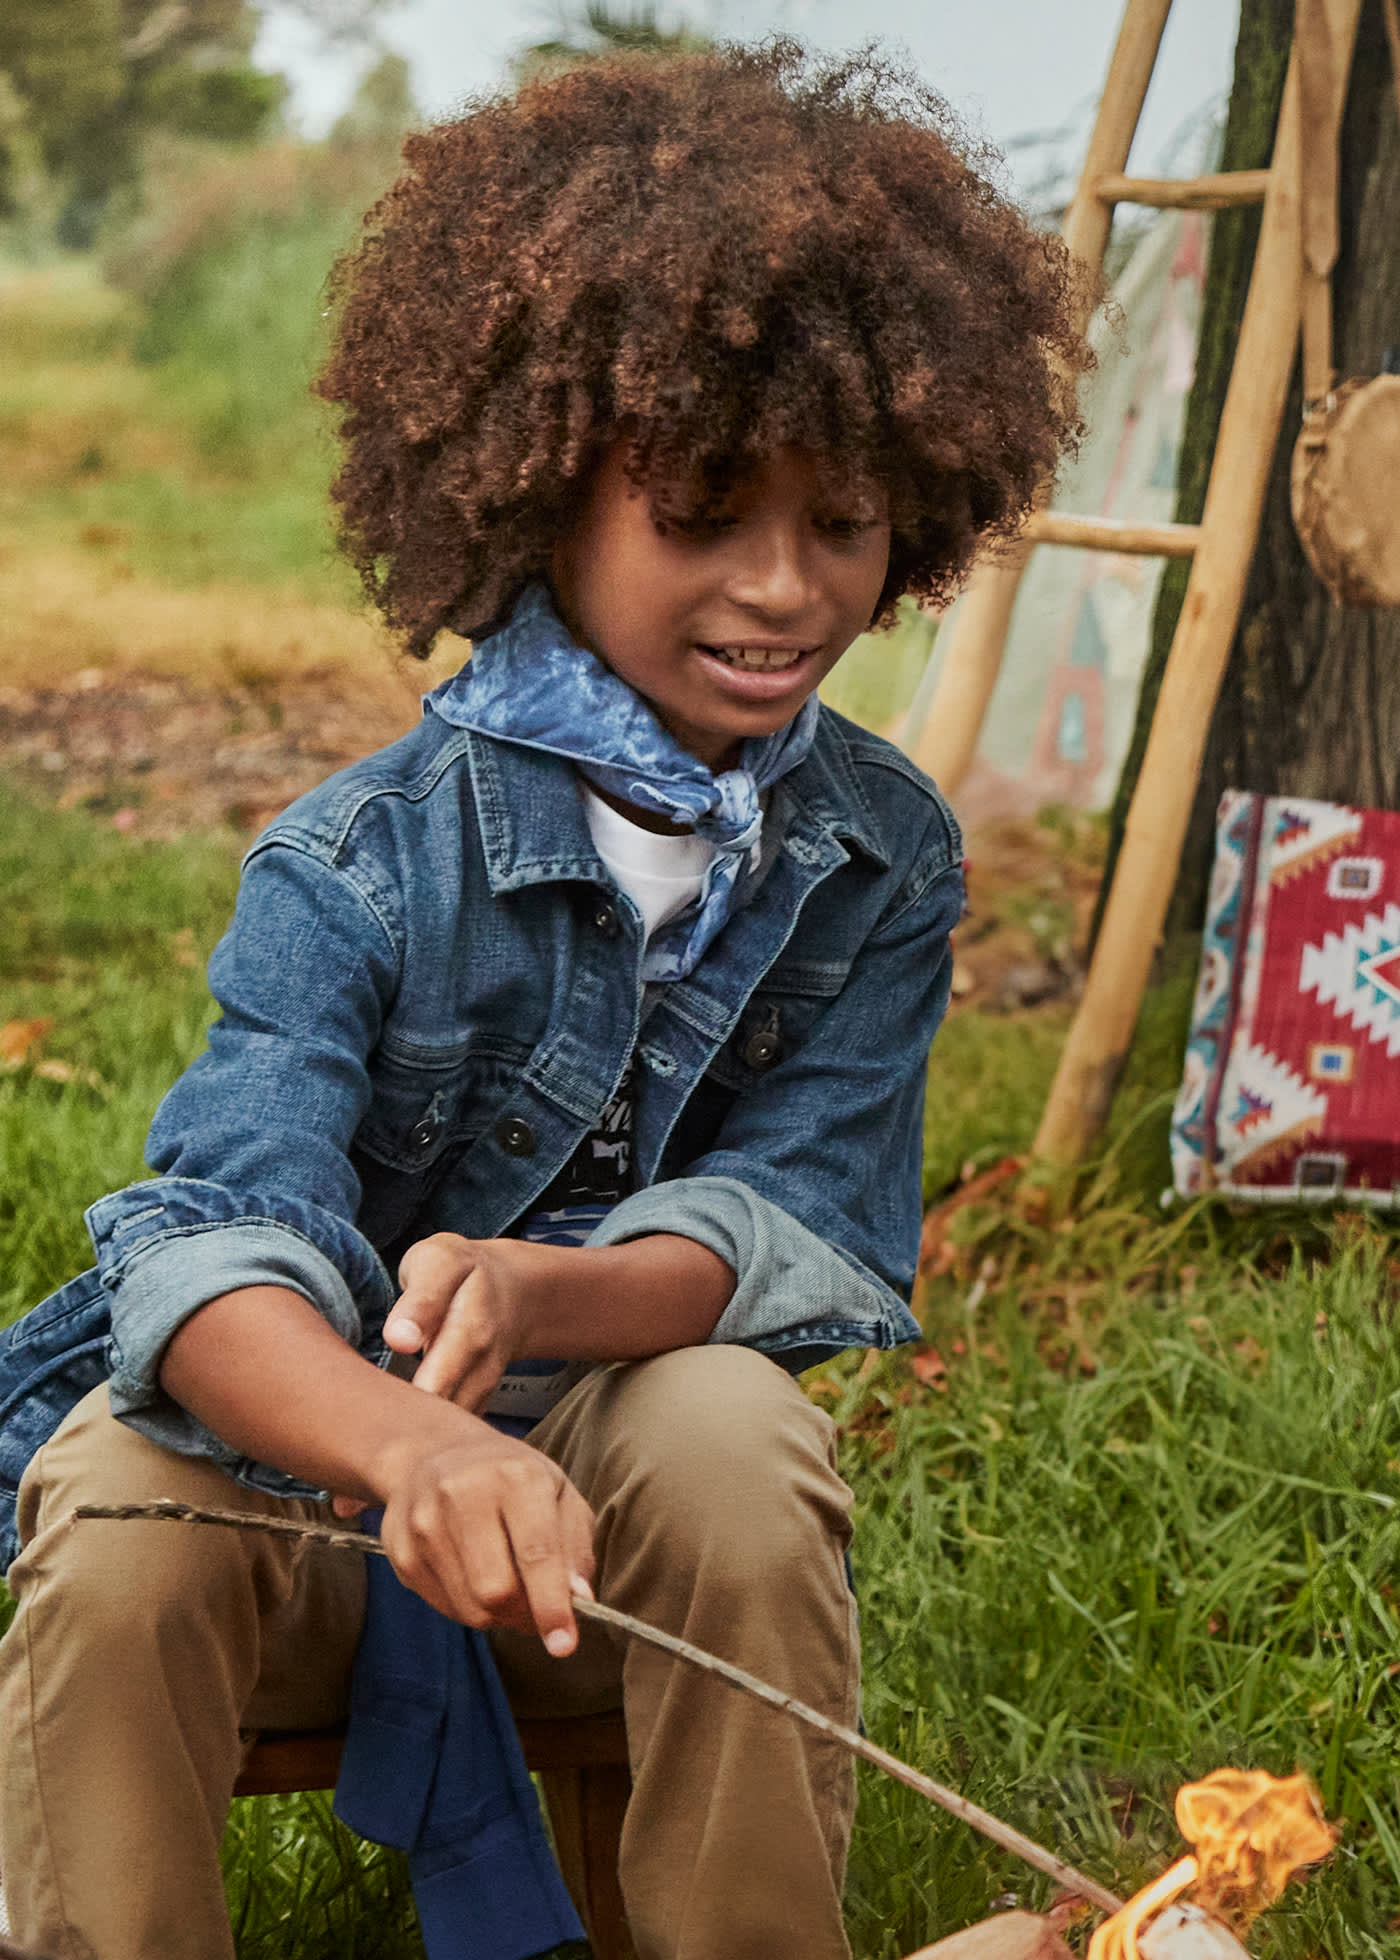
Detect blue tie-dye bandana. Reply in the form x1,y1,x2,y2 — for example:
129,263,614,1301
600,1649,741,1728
426,583,819,981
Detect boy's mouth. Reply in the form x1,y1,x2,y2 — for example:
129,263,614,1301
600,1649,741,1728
700,644,810,672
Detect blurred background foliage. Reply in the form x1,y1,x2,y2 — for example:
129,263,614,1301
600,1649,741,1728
0,0,939,711
0,0,405,244
0,0,428,683
0,4,741,633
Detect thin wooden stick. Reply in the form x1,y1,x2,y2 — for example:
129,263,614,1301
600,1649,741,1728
575,1592,1122,1913
70,1501,1123,1915
73,1498,376,1555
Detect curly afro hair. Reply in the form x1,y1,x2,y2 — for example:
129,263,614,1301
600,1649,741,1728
316,41,1092,656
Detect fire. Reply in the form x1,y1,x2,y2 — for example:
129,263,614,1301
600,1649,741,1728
1177,1769,1337,1930
1087,1770,1338,1960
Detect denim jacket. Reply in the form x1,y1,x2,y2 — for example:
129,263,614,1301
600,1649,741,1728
0,698,962,1569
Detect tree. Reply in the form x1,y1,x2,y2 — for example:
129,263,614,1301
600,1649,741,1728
1103,0,1400,942
0,0,284,243
0,0,396,246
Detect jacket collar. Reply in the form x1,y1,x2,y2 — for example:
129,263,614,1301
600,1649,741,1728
458,705,890,897
777,711,890,870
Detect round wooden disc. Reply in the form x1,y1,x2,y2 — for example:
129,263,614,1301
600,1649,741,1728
1291,374,1400,608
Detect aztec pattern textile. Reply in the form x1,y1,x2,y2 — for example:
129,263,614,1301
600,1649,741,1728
1173,790,1400,1205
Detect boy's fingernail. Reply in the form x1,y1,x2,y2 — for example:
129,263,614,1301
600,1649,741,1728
569,1572,595,1602
386,1316,422,1348
545,1628,574,1658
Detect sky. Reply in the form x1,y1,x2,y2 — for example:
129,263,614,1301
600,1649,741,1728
255,0,1243,204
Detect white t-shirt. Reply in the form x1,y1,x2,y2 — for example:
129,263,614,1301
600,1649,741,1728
582,785,716,942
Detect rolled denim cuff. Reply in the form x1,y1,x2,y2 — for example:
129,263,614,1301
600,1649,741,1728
104,1222,360,1470
587,1175,920,1366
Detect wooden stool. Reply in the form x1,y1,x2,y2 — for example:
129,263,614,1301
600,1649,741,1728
235,1711,635,1960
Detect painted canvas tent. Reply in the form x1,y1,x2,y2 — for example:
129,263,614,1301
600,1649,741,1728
880,208,1208,819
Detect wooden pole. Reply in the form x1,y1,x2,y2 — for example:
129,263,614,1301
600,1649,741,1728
1024,511,1201,557
1095,168,1272,209
905,0,1174,790
1033,0,1362,1166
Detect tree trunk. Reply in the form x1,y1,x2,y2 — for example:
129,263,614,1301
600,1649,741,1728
1101,0,1400,942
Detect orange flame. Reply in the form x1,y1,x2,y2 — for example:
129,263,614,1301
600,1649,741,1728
1176,1769,1337,1932
1086,1770,1337,1960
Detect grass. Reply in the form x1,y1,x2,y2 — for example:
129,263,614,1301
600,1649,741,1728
4,779,1400,1958
0,261,353,596
0,267,454,698
0,780,240,1325
3,235,1399,1958
0,258,925,712
838,1205,1400,1958
221,1792,423,1960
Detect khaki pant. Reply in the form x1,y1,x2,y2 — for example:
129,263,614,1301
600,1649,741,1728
0,1345,858,1960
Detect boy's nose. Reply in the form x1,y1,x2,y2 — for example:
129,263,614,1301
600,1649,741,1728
724,523,816,621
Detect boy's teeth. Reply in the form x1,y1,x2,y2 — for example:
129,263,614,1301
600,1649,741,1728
710,646,803,670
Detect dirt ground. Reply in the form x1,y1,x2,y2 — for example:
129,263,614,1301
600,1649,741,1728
0,665,418,840
0,667,1106,1009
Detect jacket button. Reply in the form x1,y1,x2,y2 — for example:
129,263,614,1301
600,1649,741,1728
410,1118,438,1150
744,1029,781,1070
495,1115,537,1157
591,901,620,937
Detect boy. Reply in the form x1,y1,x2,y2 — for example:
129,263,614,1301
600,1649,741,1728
0,42,1088,1960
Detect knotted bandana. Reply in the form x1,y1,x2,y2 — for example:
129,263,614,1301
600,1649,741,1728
427,583,819,981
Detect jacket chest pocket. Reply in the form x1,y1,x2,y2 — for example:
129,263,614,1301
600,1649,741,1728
701,954,849,1096
350,1036,529,1246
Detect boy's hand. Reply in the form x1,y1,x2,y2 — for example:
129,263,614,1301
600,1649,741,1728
157,1280,596,1653
385,1233,555,1410
378,1229,733,1424
376,1419,596,1653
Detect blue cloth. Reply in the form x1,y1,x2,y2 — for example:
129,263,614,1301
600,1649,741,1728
0,701,961,1565
427,583,819,982
333,1515,585,1960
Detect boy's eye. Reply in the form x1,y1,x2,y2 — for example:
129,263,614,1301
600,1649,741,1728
815,514,876,543
664,510,739,542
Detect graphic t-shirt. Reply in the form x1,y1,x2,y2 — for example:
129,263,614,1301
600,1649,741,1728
483,791,716,1432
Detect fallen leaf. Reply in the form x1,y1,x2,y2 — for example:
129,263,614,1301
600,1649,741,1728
917,1155,1026,1275
911,1346,947,1386
0,1018,53,1068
